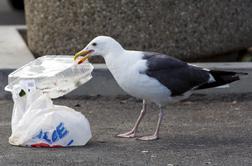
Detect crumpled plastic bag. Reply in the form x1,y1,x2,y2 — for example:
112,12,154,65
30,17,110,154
9,83,92,147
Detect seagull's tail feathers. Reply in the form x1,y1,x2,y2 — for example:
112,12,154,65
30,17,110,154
196,70,248,90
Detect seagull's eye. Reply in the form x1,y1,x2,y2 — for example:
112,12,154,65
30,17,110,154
92,42,97,46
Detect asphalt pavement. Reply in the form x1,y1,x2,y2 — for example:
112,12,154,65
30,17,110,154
1,94,252,166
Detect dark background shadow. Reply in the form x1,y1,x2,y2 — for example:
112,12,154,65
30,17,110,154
0,0,25,25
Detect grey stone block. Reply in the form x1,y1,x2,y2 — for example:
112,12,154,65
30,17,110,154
24,0,252,60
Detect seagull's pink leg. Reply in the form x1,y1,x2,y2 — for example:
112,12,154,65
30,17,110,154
116,100,147,138
137,106,164,141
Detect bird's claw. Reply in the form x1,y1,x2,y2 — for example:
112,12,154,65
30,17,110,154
136,135,159,141
116,130,136,138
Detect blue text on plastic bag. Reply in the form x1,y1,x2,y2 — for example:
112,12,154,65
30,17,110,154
33,122,74,146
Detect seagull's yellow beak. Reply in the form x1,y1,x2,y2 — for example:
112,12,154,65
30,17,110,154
73,50,94,64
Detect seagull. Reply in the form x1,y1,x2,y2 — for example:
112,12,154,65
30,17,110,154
74,36,247,141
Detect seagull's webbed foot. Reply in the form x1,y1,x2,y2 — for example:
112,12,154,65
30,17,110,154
116,130,136,138
116,100,147,139
137,135,159,141
137,106,164,141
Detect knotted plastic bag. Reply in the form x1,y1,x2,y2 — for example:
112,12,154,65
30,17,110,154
9,83,91,147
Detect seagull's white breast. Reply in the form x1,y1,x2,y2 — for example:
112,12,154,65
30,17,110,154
104,50,173,105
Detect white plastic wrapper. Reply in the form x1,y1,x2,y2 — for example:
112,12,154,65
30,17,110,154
5,55,94,98
5,56,94,147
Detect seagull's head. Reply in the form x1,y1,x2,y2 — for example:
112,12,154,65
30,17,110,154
74,36,123,64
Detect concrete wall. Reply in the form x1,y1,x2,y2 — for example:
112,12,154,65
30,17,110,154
25,0,252,60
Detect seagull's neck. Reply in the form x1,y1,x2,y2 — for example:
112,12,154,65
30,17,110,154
104,49,126,71
103,49,144,82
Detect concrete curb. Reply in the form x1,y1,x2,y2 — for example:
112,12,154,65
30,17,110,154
0,26,251,99
0,26,34,69
1,63,251,99
67,63,252,97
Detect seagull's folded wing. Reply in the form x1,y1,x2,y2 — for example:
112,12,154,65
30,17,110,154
142,52,210,96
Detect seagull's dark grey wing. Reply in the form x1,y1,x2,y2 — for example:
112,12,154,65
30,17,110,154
142,52,210,96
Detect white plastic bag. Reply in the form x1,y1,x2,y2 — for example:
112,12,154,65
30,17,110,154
9,83,92,147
